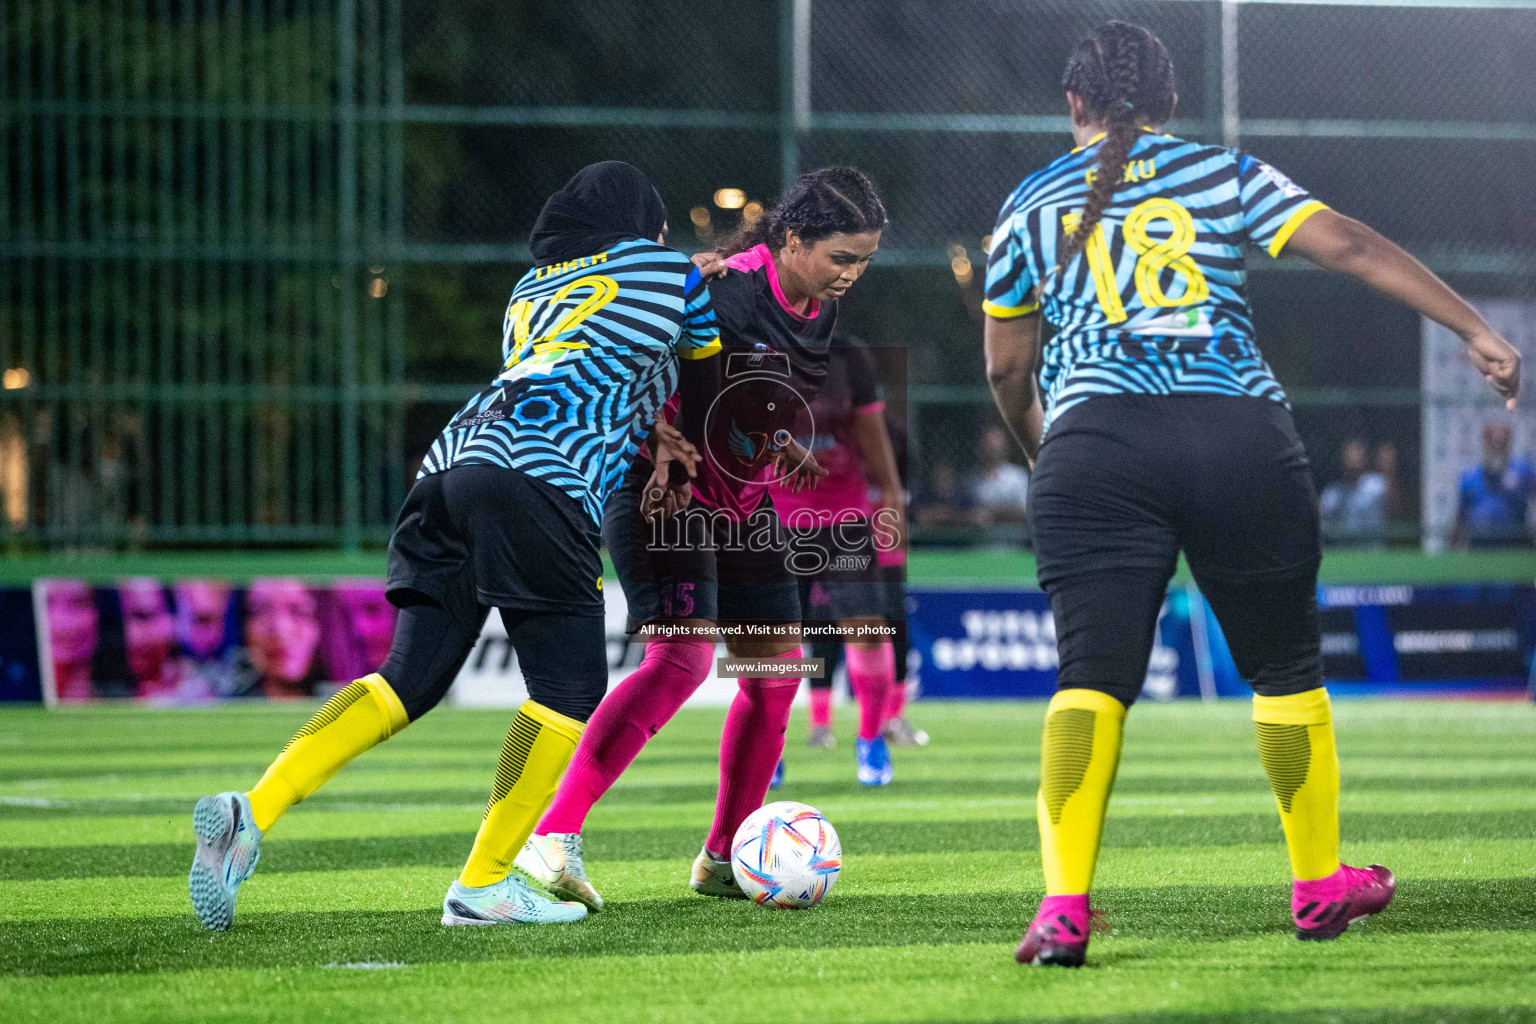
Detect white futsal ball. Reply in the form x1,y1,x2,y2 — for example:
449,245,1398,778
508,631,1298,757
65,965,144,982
730,800,842,909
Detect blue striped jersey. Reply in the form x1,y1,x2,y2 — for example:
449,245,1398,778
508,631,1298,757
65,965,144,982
419,239,721,524
984,131,1327,430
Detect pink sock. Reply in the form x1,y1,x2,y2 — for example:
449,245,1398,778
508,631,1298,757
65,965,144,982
703,650,802,857
536,638,714,836
885,678,908,721
809,687,833,729
845,642,895,741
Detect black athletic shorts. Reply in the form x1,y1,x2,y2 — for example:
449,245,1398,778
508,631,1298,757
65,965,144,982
380,464,607,720
880,560,907,624
882,560,910,683
791,520,888,625
1028,394,1323,703
387,463,605,615
604,457,801,633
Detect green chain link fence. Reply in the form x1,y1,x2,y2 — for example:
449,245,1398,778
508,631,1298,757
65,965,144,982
3,0,1532,549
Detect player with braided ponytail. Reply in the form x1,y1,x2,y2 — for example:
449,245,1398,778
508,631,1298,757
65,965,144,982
985,22,1519,967
1055,21,1175,270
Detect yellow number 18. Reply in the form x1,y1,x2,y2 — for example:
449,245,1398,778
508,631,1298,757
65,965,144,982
1062,197,1209,325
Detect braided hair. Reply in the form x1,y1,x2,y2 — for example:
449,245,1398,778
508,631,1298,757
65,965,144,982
1057,22,1176,269
720,166,887,257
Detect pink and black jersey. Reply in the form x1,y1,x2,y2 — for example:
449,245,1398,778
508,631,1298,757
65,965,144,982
656,243,837,519
769,334,884,526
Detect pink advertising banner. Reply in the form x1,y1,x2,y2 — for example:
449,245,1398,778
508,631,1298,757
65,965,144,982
35,578,396,705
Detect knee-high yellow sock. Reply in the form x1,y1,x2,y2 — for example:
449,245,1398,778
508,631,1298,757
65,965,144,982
459,700,584,888
1253,689,1340,881
246,673,408,832
1038,688,1127,896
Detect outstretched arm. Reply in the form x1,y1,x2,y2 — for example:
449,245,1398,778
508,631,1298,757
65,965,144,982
1283,209,1520,409
984,311,1046,465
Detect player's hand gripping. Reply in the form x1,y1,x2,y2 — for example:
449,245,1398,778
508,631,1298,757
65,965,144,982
773,437,828,494
1463,327,1521,410
642,419,702,521
690,251,730,282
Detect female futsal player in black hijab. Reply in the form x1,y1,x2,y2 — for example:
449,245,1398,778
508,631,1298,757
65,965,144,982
188,161,723,930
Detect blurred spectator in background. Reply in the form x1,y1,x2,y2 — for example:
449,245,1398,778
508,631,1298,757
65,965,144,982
970,426,1030,526
1374,441,1407,525
1451,422,1535,548
913,461,976,529
1319,438,1387,547
0,412,24,530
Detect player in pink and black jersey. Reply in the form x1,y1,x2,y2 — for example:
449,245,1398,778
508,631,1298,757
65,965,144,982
514,167,888,911
874,414,925,747
776,334,912,780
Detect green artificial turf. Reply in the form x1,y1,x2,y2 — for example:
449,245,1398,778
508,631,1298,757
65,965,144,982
1,701,1534,1022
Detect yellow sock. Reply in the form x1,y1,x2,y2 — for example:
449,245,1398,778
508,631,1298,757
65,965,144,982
1038,688,1127,896
458,700,584,888
1252,689,1341,881
246,673,408,832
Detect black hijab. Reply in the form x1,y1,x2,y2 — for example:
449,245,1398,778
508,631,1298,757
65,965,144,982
528,161,668,267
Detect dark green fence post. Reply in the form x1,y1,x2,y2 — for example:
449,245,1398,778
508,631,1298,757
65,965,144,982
1204,0,1224,146
337,0,361,550
778,0,803,191
385,0,406,524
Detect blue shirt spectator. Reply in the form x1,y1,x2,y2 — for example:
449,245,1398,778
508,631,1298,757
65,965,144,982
1453,423,1534,548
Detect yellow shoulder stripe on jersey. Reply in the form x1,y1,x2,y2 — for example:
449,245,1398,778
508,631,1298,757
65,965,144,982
1071,132,1107,153
1070,126,1161,154
1267,200,1329,259
982,299,1041,319
679,337,721,359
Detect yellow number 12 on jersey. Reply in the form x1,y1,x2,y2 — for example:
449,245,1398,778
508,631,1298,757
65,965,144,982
1062,197,1209,325
503,274,619,372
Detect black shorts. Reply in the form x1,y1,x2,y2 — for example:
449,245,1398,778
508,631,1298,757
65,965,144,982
1028,394,1323,703
387,463,605,616
792,520,888,625
880,560,907,624
805,559,909,690
604,458,801,632
882,560,910,682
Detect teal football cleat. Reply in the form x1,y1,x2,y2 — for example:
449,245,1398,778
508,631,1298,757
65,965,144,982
515,831,604,912
189,791,263,931
441,875,588,926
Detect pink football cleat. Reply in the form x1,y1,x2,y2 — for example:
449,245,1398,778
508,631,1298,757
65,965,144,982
1292,863,1396,940
1015,894,1092,967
